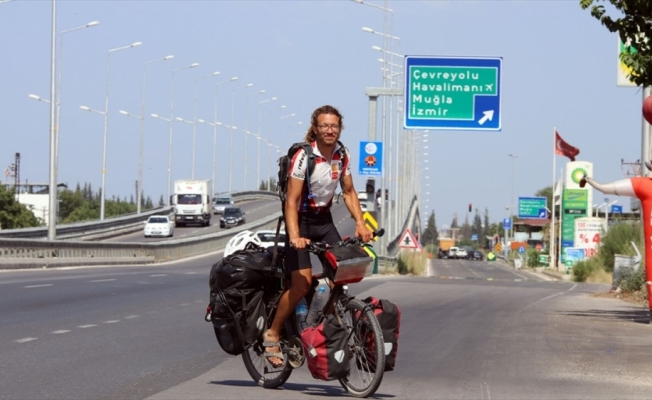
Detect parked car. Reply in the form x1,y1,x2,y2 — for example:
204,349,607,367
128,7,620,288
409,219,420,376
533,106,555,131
470,250,484,261
448,246,459,259
255,229,286,249
143,215,174,238
220,207,246,228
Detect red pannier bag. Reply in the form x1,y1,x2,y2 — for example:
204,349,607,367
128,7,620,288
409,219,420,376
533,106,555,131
301,314,350,380
360,296,401,372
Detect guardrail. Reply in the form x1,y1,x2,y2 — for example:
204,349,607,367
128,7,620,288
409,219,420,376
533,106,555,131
0,190,280,240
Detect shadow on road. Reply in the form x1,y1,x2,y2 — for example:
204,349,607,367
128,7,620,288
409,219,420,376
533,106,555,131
210,379,396,398
558,308,650,325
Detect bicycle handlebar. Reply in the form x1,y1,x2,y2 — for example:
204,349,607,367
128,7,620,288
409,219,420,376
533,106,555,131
303,228,385,254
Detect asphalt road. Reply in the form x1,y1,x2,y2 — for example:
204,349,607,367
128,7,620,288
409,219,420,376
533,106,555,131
2,210,652,399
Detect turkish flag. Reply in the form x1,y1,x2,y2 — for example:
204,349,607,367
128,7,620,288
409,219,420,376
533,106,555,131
555,131,579,161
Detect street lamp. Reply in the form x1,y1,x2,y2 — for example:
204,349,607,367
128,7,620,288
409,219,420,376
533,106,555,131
168,62,199,203
98,41,141,221
150,113,172,203
118,109,143,210
508,153,518,241
229,83,253,193
256,96,277,189
79,105,107,216
211,76,238,192
362,26,399,40
56,20,99,189
192,71,220,179
197,119,218,188
266,104,286,190
243,89,266,189
135,54,174,214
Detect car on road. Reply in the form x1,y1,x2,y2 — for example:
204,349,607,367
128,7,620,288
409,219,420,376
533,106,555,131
213,195,234,214
456,248,468,259
448,246,459,259
255,229,287,250
143,215,174,238
220,207,246,228
470,250,484,261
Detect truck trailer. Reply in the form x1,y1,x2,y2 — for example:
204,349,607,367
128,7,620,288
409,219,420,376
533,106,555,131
171,180,213,227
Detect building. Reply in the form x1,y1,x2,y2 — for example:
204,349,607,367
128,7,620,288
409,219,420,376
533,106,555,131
2,182,67,226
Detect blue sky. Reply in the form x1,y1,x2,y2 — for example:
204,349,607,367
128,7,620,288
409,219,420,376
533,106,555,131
0,0,642,229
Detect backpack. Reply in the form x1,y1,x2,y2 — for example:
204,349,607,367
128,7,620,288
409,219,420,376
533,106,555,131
358,297,401,372
277,141,348,207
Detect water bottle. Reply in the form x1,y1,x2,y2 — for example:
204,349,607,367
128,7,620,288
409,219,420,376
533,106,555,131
295,297,309,333
307,285,328,327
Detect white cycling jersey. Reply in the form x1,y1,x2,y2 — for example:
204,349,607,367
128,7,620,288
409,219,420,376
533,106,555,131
289,141,351,212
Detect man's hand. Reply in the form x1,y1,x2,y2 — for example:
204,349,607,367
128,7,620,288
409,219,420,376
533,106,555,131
290,237,311,249
355,221,374,243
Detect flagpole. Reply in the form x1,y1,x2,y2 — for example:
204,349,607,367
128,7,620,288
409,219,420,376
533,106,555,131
558,167,564,273
551,127,557,271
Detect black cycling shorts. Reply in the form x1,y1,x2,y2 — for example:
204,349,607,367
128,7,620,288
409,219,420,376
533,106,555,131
284,212,341,273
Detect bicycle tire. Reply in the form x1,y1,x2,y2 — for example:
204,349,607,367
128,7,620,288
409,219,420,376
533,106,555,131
338,298,385,398
241,320,294,388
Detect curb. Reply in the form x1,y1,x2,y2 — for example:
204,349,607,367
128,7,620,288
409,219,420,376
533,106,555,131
541,268,572,281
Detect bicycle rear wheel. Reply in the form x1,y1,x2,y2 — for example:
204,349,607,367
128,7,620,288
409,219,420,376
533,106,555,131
241,319,294,388
338,298,385,398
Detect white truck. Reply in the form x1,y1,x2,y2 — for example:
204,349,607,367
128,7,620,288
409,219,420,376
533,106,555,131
171,180,213,227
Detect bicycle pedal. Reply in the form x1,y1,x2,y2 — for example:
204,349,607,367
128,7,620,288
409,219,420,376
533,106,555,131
286,336,305,369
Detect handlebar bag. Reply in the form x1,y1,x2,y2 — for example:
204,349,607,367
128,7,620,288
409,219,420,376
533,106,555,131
301,314,351,381
358,297,401,372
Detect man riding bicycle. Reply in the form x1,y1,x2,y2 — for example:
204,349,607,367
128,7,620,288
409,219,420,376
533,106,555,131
264,105,373,367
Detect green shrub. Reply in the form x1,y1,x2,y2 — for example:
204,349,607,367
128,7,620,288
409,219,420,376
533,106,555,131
526,248,540,267
597,221,642,273
397,255,408,275
617,267,646,293
572,257,601,282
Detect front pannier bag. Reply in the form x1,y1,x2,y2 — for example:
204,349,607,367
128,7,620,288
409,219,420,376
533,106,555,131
301,314,351,380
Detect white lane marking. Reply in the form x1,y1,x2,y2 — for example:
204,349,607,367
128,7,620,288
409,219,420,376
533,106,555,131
103,320,120,324
179,303,191,307
78,324,97,329
89,279,116,283
51,330,70,334
195,300,203,303
185,272,197,275
124,315,139,319
15,337,37,343
524,285,578,310
150,274,167,277
24,284,53,288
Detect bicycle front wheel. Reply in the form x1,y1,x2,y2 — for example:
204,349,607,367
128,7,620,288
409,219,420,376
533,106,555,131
241,320,293,389
338,298,385,398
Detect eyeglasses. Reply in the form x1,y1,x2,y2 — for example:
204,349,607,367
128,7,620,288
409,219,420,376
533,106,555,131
317,124,341,132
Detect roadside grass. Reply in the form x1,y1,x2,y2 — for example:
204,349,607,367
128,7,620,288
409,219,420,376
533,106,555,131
397,251,427,276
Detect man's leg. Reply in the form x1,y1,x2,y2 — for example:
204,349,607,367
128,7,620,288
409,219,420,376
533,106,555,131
264,268,312,366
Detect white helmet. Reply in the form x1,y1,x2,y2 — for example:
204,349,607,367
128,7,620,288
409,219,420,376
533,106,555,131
224,230,262,257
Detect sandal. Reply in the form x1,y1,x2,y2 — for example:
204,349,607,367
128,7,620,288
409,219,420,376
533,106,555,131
263,330,285,368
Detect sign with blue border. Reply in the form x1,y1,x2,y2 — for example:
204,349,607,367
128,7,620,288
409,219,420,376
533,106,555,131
503,218,511,230
358,141,383,176
518,197,548,219
611,204,623,214
404,55,502,130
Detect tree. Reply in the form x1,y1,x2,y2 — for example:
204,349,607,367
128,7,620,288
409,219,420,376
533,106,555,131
159,195,165,207
580,0,652,86
472,209,483,239
483,207,491,239
535,185,553,212
0,185,40,229
421,210,438,247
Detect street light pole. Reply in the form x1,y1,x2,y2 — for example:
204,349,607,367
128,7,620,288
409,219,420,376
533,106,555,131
267,105,286,190
56,20,99,192
138,55,173,213
168,63,199,203
243,90,265,190
211,77,237,192
257,97,277,189
229,83,253,193
118,109,144,209
192,71,220,179
47,0,57,240
100,41,142,221
150,113,171,203
508,153,518,242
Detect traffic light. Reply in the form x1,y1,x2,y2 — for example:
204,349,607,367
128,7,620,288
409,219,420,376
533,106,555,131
366,178,375,195
468,203,472,212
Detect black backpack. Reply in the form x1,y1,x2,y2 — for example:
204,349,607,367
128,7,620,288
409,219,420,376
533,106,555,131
277,141,348,207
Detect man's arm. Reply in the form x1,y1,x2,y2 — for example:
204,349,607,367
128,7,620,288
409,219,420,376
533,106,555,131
285,175,310,248
341,174,373,242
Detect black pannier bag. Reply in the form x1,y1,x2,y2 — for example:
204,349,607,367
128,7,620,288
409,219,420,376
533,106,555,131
208,249,279,355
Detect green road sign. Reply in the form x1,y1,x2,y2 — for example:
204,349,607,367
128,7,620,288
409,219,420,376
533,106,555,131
518,197,547,219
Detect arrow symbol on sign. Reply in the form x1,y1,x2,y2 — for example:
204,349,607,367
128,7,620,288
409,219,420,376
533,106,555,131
478,110,494,125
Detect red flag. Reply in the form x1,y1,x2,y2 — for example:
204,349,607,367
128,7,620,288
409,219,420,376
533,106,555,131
555,131,579,161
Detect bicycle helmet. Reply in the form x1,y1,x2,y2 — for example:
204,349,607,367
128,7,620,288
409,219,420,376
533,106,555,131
224,230,263,257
